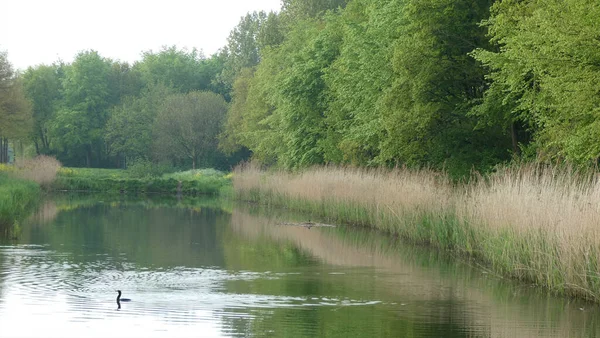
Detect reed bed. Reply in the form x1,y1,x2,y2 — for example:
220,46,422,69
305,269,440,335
233,163,600,301
12,155,62,187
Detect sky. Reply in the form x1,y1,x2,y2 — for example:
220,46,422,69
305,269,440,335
0,0,282,71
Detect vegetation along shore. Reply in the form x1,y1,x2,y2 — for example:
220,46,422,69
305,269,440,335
234,163,600,302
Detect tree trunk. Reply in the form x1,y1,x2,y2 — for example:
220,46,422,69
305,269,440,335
0,138,4,163
1,137,8,163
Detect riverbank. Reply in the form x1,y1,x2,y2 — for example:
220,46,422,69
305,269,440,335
51,167,231,195
0,174,40,237
232,163,600,302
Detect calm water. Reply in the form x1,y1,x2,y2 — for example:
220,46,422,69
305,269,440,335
0,194,599,337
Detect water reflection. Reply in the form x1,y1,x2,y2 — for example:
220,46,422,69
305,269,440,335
227,207,600,338
0,194,597,337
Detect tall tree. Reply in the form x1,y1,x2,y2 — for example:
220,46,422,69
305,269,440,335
22,63,64,155
51,50,113,167
0,51,32,163
322,0,401,165
281,0,348,19
473,0,600,164
380,0,507,175
104,83,172,166
136,46,214,94
153,91,228,169
218,11,268,93
221,15,344,169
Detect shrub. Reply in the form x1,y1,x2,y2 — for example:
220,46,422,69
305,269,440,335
127,159,173,178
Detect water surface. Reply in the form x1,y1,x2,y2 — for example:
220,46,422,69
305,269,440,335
0,194,598,337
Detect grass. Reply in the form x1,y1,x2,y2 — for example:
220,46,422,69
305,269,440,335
0,174,40,237
0,156,60,237
232,162,600,302
52,167,232,195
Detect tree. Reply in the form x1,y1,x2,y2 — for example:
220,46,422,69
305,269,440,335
153,91,228,169
472,0,600,165
52,50,113,167
136,46,214,94
104,83,172,166
22,63,64,155
0,51,32,163
221,15,344,169
281,0,348,20
218,12,269,93
378,0,507,175
322,0,401,165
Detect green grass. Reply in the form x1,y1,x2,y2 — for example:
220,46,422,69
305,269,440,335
51,167,232,196
0,174,40,236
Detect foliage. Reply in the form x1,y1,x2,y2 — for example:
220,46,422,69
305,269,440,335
104,83,172,162
153,91,228,169
0,51,33,142
50,51,114,167
217,11,283,95
472,0,600,165
22,63,64,154
136,46,215,93
126,158,172,178
322,0,401,165
11,0,600,176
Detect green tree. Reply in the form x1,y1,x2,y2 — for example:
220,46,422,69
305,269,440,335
322,0,401,165
218,12,271,94
472,0,600,164
0,51,32,163
281,0,348,19
222,16,343,168
153,91,228,169
104,83,172,166
22,63,64,155
136,46,215,94
51,50,113,167
379,0,507,176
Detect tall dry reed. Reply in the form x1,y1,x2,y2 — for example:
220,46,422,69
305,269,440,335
13,155,62,186
233,162,600,301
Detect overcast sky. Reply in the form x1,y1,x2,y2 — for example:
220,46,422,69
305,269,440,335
0,0,282,71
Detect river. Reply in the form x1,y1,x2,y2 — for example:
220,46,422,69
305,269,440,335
0,193,598,337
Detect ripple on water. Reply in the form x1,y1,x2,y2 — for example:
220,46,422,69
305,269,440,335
0,245,381,330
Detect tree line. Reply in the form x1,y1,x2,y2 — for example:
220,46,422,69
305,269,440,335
1,0,599,176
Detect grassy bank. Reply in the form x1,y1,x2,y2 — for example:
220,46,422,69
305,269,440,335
233,163,600,301
0,174,40,237
0,156,61,237
52,167,231,195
